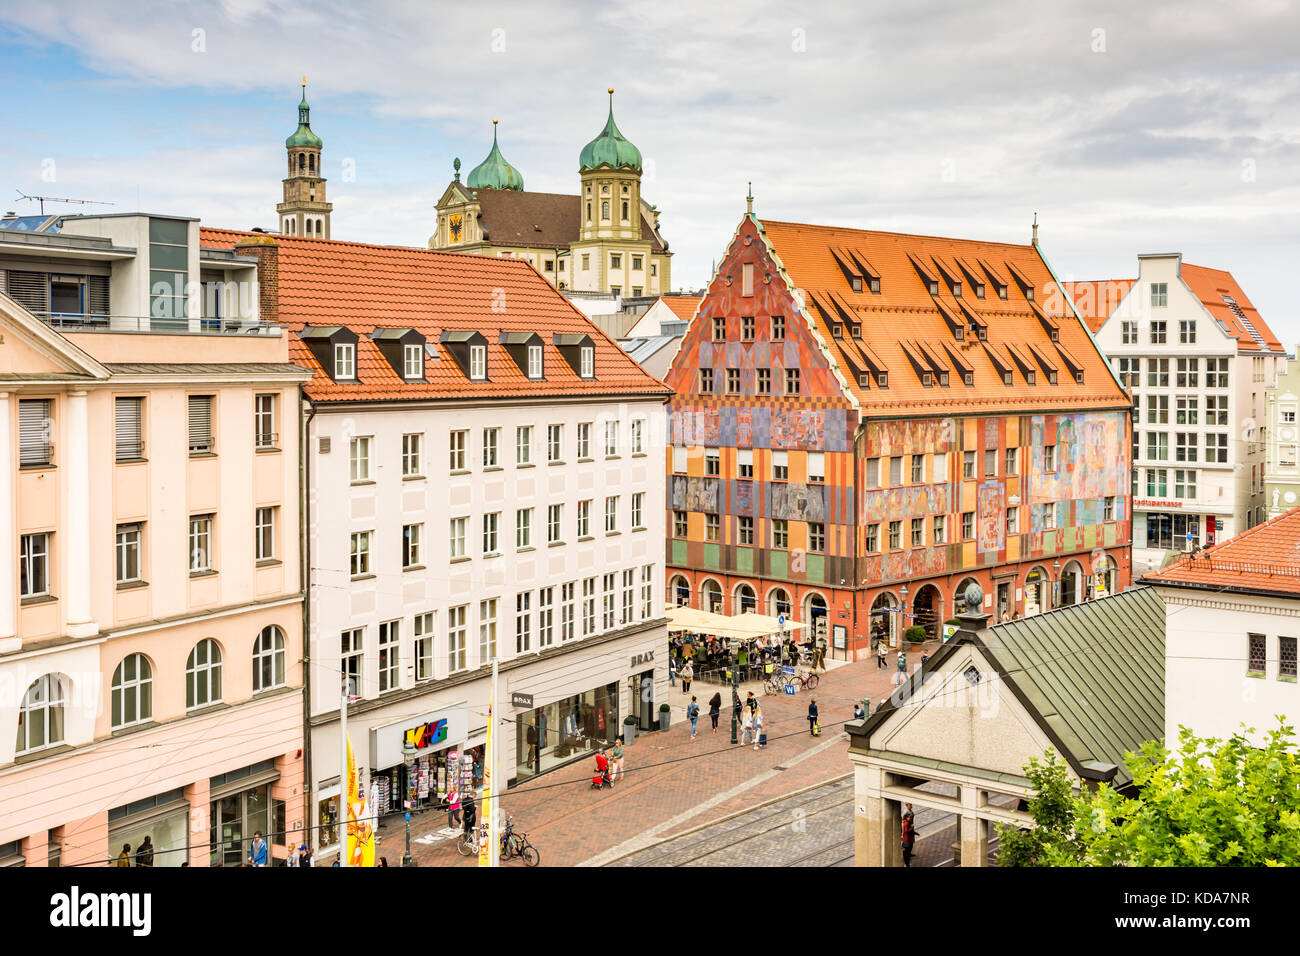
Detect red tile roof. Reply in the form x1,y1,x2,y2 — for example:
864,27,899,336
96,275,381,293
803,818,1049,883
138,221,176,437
756,219,1129,415
658,295,702,321
1062,279,1135,333
1180,263,1282,353
199,229,671,403
1141,507,1300,597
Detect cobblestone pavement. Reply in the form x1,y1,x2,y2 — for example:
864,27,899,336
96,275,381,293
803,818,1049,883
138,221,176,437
373,640,941,868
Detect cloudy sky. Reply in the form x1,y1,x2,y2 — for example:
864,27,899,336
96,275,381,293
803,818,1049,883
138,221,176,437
1,0,1297,342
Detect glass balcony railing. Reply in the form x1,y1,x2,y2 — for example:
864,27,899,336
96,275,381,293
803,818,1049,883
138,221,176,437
34,312,282,336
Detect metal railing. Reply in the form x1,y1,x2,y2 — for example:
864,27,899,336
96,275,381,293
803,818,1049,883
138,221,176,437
34,312,282,336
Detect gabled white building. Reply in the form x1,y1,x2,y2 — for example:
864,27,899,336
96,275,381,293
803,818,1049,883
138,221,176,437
201,228,671,860
1080,255,1286,574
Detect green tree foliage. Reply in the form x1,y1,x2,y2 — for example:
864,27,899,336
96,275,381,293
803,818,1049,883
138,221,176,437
999,721,1300,867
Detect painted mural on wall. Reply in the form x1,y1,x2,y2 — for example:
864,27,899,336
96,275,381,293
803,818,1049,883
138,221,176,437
977,480,1006,553
768,481,828,522
862,546,948,585
863,417,955,458
670,476,720,513
861,483,951,522
669,405,851,452
1029,411,1126,502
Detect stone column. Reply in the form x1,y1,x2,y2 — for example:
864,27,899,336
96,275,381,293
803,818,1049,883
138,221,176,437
63,390,97,638
0,392,16,652
184,779,211,867
960,784,989,866
21,829,49,867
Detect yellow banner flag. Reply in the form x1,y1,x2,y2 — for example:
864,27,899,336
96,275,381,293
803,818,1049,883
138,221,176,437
479,695,493,867
345,734,376,867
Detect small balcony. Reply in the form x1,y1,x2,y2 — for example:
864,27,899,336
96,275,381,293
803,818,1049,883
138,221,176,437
35,312,282,336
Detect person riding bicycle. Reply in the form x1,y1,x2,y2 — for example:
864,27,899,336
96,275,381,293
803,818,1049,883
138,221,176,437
461,795,477,841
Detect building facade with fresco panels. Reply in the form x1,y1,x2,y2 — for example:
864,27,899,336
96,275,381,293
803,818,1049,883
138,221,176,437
664,212,1132,660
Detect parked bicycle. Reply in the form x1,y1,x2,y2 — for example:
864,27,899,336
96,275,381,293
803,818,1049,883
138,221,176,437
499,815,540,867
456,822,488,857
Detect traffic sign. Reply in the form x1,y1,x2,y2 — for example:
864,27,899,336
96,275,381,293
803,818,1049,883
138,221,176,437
783,684,796,695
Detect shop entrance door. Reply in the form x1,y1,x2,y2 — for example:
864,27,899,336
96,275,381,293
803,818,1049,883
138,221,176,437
215,795,242,867
630,670,655,731
996,582,1011,623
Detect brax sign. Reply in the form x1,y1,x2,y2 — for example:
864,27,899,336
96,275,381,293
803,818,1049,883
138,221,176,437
50,887,151,937
511,692,534,709
630,649,655,668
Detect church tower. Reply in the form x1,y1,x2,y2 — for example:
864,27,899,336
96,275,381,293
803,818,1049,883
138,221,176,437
277,78,333,238
577,88,643,244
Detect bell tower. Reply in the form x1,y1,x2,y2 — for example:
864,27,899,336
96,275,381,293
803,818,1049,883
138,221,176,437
277,78,333,238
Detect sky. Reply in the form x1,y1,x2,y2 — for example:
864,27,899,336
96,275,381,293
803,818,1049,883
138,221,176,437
0,0,1296,343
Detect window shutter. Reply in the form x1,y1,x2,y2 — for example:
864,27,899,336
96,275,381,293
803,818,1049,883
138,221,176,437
87,276,110,315
18,399,51,465
115,397,143,460
188,395,213,453
6,271,48,313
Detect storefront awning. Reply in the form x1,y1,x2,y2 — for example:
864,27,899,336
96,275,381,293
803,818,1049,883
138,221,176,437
666,607,809,639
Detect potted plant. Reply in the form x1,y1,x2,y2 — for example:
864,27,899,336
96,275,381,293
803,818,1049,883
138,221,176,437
905,624,927,644
659,703,671,731
623,714,637,745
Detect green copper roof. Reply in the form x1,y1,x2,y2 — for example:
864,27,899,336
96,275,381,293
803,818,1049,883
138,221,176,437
579,89,642,173
286,82,323,149
466,121,524,191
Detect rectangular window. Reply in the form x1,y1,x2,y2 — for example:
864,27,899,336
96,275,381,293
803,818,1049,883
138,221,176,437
984,448,997,477
350,436,371,481
449,430,467,470
1205,358,1228,389
378,620,399,693
809,452,826,483
739,516,754,545
1179,320,1197,344
641,565,654,619
561,583,576,641
527,344,543,379
583,578,597,636
538,587,554,648
888,520,901,550
674,510,688,537
547,504,562,543
578,423,591,459
771,315,785,340
482,428,499,468
1176,395,1198,425
1006,507,1019,535
726,368,740,393
341,628,363,696
548,424,563,462
1104,496,1116,521
402,433,422,477
1146,395,1169,424
187,395,213,455
19,533,50,597
604,420,618,457
1005,447,1018,475
705,449,720,476
414,612,435,681
449,517,467,558
712,316,726,341
1044,445,1057,471
1206,395,1229,426
1148,358,1170,388
334,342,355,380
403,523,422,567
605,496,619,534
255,507,275,560
404,343,424,379
483,513,499,554
772,450,789,481
578,499,591,538
866,458,880,488
890,456,903,486
622,569,635,625
349,531,371,576
516,592,532,653
961,512,974,540
1150,320,1167,344
742,316,755,341
602,573,616,630
963,450,975,479
1174,469,1197,499
756,369,771,394
1043,504,1058,530
1175,432,1198,463
448,606,467,672
1117,356,1141,388
1121,321,1138,345
189,514,212,572
784,368,801,394
933,517,946,545
1176,357,1199,388
738,448,754,479
116,523,142,584
469,344,486,380
910,455,924,484
772,519,789,549
632,492,644,529
631,419,644,455
1146,433,1169,461
705,513,719,542
1247,633,1266,677
479,599,497,661
1281,636,1297,681
1146,468,1168,496
1206,433,1228,463
115,396,144,461
865,523,879,552
699,368,714,393
909,517,923,548
516,426,532,465
1151,282,1168,307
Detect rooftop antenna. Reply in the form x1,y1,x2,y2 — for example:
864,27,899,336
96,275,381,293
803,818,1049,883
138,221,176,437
15,190,115,216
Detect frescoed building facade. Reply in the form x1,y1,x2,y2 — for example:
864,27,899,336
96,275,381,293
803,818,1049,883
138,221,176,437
663,211,1134,658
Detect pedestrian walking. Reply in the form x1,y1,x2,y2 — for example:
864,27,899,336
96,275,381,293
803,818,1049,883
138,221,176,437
669,656,677,688
248,830,268,867
136,835,154,867
739,707,754,745
901,802,916,867
732,691,743,733
116,843,132,868
877,641,887,669
708,691,722,733
447,787,462,829
610,738,626,780
808,698,820,736
462,796,478,842
680,660,694,694
752,706,764,750
745,690,757,714
687,696,700,739
296,843,312,868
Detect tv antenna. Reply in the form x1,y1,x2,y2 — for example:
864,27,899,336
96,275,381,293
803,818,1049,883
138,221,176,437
15,190,115,216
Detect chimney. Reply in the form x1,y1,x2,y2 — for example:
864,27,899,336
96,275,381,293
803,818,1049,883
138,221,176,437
233,236,280,325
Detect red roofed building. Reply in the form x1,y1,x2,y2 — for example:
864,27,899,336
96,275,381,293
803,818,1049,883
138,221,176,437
1086,253,1286,576
200,229,672,857
663,208,1134,659
1141,507,1300,745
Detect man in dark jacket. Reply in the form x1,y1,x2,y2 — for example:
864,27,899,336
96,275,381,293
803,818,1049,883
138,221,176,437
462,796,477,841
807,698,819,736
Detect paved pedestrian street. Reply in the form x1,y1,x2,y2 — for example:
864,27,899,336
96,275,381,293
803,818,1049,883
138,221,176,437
375,641,941,867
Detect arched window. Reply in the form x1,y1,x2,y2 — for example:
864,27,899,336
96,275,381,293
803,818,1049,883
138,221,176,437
768,587,792,619
186,639,223,710
111,654,153,729
16,674,64,755
298,152,306,171
317,219,323,236
735,583,757,614
253,625,286,692
601,200,609,220
309,153,315,173
670,575,691,607
305,219,313,236
701,579,723,614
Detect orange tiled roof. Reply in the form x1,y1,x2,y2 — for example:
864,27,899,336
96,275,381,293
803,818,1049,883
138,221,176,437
756,219,1129,415
199,229,671,403
1062,279,1135,333
1142,507,1300,597
658,295,703,322
1180,263,1282,353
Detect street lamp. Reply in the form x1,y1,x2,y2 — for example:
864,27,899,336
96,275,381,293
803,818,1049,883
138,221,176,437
401,739,418,867
1052,559,1060,608
729,637,740,745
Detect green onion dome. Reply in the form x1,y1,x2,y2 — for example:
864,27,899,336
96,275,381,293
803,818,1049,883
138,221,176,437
578,88,642,172
466,120,524,191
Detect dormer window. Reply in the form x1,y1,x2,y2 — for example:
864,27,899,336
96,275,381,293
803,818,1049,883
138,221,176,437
964,372,975,386
1025,287,1034,301
404,344,423,379
877,372,888,388
928,280,939,295
553,333,596,380
1003,371,1013,386
859,373,869,387
1048,370,1058,385
335,343,355,380
952,282,962,297
852,325,862,339
869,278,880,293
1049,328,1059,342
500,331,544,380
1075,371,1085,385
528,344,543,379
832,324,843,338
439,330,489,382
1026,370,1036,385
975,283,985,299
922,371,933,387
851,277,863,293
955,326,965,341
580,346,594,378
939,371,949,386
977,326,988,341
470,345,487,380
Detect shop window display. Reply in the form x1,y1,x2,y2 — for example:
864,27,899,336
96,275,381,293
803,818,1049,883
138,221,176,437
516,681,619,781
